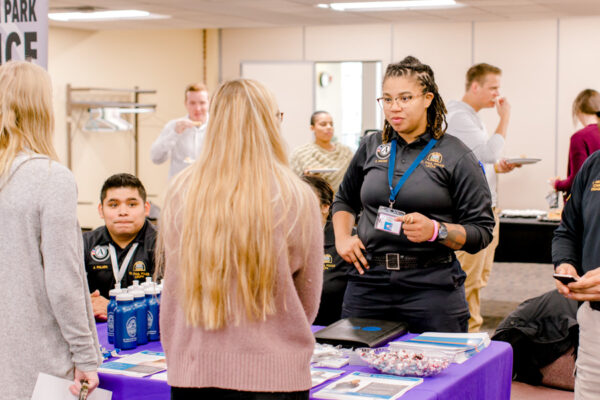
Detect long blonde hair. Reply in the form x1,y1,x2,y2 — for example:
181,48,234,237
158,79,315,330
0,61,57,178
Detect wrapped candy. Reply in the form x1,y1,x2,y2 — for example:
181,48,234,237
356,347,450,377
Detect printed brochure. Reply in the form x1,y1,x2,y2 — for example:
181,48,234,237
98,350,167,377
389,332,490,364
311,368,345,388
312,371,422,400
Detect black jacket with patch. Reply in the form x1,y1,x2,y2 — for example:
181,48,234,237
553,150,600,311
83,219,157,297
314,220,354,326
333,130,494,256
492,290,579,385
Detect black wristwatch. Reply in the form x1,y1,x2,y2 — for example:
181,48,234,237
436,222,448,242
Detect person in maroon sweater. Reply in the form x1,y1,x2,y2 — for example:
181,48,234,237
552,89,600,196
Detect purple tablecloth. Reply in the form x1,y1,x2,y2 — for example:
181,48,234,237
96,323,512,400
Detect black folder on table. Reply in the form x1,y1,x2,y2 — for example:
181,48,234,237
314,318,408,348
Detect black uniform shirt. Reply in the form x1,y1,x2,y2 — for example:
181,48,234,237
332,130,494,256
323,220,353,290
553,151,600,310
83,220,157,298
315,220,354,325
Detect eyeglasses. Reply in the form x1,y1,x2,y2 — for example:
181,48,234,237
276,111,284,122
377,94,424,109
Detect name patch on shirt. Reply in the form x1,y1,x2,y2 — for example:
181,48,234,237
90,245,110,262
591,180,600,191
132,261,146,272
424,152,445,169
376,143,391,161
323,254,335,270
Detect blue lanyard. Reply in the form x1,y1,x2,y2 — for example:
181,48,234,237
478,161,486,176
388,138,438,206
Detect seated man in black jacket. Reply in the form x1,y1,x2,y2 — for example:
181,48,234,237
553,150,600,399
84,173,157,320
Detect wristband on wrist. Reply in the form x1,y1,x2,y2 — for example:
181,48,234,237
428,220,439,242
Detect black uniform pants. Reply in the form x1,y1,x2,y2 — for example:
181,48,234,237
341,260,469,333
314,278,347,326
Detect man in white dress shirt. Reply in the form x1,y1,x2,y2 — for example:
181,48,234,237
446,63,520,332
151,83,209,179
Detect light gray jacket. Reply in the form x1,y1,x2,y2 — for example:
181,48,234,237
0,153,101,400
446,100,505,206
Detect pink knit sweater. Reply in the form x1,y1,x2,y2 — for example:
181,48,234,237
160,185,324,392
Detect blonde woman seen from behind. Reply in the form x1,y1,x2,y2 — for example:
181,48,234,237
158,79,324,400
0,61,102,399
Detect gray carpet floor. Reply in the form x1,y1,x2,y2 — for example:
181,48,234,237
480,262,557,336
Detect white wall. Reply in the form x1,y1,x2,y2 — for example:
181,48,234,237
221,27,304,81
474,20,557,209
220,17,600,211
305,24,392,62
315,62,343,139
49,27,208,228
557,17,600,179
392,22,472,103
241,61,314,152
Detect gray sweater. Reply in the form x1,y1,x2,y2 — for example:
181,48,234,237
0,154,101,400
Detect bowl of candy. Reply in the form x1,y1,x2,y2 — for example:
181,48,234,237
355,346,452,377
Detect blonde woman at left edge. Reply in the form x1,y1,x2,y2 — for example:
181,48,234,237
158,79,323,399
0,61,101,399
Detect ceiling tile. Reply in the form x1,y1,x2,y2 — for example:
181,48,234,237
47,0,600,29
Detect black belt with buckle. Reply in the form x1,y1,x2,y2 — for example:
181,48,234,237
370,253,454,271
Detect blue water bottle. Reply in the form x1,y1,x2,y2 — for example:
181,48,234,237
114,293,137,350
131,289,148,345
106,284,123,344
145,286,160,342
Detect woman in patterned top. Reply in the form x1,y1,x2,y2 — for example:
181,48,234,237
290,111,354,192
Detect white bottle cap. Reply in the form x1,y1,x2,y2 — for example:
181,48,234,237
133,280,140,286
145,277,152,283
108,287,123,297
144,287,159,295
127,284,142,293
116,293,134,302
131,289,146,299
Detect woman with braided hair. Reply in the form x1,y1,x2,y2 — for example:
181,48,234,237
332,56,495,332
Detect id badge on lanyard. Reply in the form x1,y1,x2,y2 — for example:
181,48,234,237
109,243,139,285
375,206,405,235
374,138,437,236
